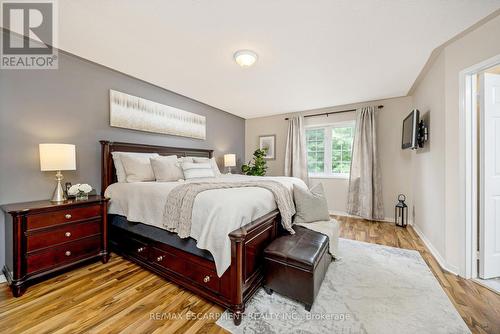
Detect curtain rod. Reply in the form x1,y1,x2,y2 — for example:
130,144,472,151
284,105,384,120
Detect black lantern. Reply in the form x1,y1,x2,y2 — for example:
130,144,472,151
395,194,408,228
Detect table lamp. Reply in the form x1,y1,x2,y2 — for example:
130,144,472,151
224,154,236,174
39,144,76,203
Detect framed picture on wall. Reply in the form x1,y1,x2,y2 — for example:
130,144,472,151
259,135,276,160
109,90,206,139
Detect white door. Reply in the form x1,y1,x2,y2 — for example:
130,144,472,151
479,72,500,279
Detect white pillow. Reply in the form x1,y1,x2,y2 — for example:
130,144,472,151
182,162,215,179
112,152,159,183
120,154,156,182
192,157,222,176
150,155,184,182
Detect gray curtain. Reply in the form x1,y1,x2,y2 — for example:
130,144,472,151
284,115,309,185
347,106,384,220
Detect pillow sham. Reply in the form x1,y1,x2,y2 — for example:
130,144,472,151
150,155,185,182
192,157,222,176
120,154,156,182
182,162,215,179
293,183,330,224
111,152,159,183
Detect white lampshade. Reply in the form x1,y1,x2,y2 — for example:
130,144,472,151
224,154,236,167
39,144,76,171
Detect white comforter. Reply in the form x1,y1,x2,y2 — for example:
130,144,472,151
105,174,307,276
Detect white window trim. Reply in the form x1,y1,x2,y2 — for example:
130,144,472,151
306,121,355,179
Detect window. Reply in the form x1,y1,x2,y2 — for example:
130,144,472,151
306,122,355,178
306,128,325,173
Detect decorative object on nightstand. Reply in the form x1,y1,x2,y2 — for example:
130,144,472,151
395,194,408,228
1,196,109,297
39,144,76,203
68,183,93,201
224,154,236,174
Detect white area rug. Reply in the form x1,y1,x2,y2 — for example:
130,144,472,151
216,238,470,334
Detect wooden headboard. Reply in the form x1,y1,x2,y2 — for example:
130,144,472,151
100,140,213,196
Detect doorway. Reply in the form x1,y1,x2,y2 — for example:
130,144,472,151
461,56,500,294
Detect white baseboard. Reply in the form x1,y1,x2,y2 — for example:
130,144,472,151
329,210,394,223
412,224,459,275
0,274,6,284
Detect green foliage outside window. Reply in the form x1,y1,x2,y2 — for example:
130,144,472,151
306,129,325,173
331,126,353,174
306,124,354,176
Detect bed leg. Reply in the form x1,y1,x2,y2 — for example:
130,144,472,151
231,305,244,326
101,252,110,264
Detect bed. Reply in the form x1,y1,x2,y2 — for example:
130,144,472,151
100,140,299,325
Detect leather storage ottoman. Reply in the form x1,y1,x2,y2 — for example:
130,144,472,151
263,226,331,311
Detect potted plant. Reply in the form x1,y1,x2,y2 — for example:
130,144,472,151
242,148,268,176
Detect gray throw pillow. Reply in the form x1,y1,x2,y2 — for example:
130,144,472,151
293,183,330,224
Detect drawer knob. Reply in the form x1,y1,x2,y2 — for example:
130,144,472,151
65,214,72,219
65,232,71,237
137,247,145,253
203,275,210,283
65,251,71,256
156,255,164,262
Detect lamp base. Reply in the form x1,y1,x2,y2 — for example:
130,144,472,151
51,171,67,203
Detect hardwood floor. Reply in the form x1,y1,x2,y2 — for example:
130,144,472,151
0,258,227,334
0,216,499,333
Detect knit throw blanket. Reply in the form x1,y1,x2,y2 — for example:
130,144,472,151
164,181,296,238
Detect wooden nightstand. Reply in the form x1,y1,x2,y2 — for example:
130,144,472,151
1,195,109,297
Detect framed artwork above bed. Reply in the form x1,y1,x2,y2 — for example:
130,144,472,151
259,135,276,160
109,89,206,140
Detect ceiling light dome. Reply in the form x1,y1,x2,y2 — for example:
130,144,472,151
234,50,258,67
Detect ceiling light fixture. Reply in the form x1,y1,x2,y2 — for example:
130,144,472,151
234,50,258,67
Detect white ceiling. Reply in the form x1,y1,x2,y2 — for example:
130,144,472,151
55,1,500,118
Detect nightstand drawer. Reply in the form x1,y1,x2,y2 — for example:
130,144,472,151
27,205,101,230
27,220,102,252
27,236,101,274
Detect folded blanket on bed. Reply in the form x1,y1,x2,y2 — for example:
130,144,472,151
164,181,296,238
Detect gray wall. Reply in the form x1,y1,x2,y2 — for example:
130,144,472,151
0,39,245,268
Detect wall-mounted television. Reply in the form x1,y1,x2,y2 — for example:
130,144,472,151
402,109,420,150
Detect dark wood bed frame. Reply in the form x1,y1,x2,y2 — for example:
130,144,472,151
100,140,281,325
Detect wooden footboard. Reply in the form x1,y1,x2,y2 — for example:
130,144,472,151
228,210,280,323
109,210,280,325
